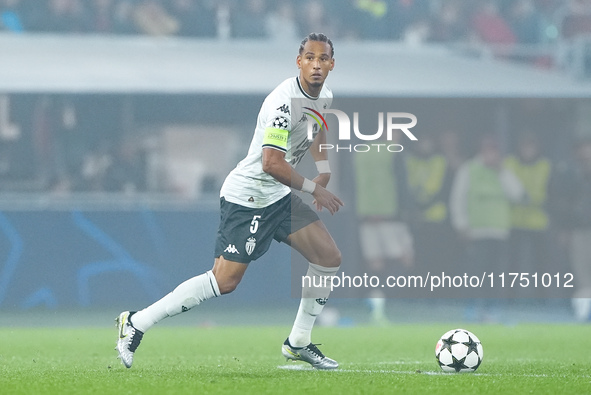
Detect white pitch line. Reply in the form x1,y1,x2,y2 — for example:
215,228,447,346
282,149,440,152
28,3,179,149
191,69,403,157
377,361,423,365
277,364,315,371
277,365,590,379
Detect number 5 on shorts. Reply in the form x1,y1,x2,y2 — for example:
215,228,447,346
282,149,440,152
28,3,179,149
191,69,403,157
250,215,261,234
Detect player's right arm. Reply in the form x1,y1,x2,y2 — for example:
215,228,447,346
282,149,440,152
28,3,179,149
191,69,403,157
309,127,331,186
262,147,343,214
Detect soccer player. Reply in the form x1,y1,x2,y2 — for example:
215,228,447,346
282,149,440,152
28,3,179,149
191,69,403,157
116,33,343,370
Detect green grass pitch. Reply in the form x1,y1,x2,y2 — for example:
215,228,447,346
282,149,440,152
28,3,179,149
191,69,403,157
0,324,589,394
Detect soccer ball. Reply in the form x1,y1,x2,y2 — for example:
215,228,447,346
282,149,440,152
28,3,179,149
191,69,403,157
435,328,483,373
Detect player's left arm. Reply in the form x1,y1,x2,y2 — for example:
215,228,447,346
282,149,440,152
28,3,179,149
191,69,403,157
309,127,331,188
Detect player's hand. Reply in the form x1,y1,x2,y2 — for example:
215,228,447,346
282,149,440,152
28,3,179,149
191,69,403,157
311,174,331,209
311,184,344,215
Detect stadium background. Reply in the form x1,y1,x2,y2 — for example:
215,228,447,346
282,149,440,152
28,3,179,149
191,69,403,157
1,0,591,326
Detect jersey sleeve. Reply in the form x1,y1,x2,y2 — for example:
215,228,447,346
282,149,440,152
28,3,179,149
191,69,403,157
261,99,292,153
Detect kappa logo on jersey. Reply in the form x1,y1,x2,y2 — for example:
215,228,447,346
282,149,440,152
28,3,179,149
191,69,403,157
224,244,240,254
273,116,289,130
277,104,290,115
245,237,256,256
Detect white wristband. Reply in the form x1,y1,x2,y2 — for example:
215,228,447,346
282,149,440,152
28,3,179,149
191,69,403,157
315,160,331,174
301,178,316,194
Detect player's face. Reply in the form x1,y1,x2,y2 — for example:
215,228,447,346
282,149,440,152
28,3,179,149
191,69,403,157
297,41,334,92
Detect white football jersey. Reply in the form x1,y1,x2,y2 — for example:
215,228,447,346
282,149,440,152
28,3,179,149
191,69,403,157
220,77,332,208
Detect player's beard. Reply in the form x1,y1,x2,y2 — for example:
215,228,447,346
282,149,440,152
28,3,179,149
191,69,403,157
308,79,323,89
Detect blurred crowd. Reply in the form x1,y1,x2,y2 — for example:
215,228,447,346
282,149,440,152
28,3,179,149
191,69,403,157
354,130,591,322
1,0,591,45
0,96,149,195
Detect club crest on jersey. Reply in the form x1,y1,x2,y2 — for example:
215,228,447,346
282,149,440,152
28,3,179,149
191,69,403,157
245,237,256,256
273,116,289,130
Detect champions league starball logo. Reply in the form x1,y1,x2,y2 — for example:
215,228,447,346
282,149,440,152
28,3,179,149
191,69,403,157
304,107,418,152
273,116,289,130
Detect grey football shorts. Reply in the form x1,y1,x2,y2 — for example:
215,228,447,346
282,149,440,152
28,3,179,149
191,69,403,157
214,193,319,263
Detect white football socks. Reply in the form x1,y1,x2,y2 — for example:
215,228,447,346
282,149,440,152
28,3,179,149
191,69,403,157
288,262,339,347
130,270,220,333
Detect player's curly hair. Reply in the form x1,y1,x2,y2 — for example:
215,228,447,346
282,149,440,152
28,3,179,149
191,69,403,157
299,33,334,58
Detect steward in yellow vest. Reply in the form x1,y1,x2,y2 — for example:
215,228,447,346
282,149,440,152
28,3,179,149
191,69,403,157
504,136,551,232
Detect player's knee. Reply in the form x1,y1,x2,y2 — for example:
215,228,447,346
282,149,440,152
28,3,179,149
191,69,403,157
323,245,341,268
332,247,342,267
